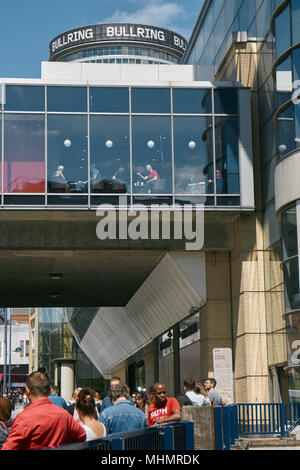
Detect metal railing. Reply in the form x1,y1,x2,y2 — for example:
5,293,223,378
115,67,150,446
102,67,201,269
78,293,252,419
216,403,300,450
45,420,194,451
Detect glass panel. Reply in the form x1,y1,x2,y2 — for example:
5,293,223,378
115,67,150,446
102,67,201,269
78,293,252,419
90,115,129,193
4,85,45,111
174,116,213,194
214,88,238,114
278,118,295,158
274,5,291,59
47,115,88,193
90,195,130,206
217,196,240,205
4,114,45,193
277,93,292,117
281,204,297,259
238,0,257,31
291,0,300,44
283,257,300,310
47,195,88,205
173,88,212,114
215,117,239,194
131,88,171,113
47,86,87,112
175,196,214,206
4,195,45,205
90,87,129,113
132,116,172,196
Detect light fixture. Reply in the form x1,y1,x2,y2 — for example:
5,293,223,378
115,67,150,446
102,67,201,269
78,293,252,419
278,144,287,152
49,273,63,280
105,140,113,148
50,293,61,299
64,139,72,148
188,140,196,149
147,140,155,149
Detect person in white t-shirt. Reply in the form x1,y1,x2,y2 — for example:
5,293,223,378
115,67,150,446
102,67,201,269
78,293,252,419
183,378,210,406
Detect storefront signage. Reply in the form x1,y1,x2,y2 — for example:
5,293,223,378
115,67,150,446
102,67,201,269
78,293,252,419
49,23,187,59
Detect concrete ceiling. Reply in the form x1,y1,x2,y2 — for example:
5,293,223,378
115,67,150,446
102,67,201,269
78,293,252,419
0,249,165,307
0,209,237,308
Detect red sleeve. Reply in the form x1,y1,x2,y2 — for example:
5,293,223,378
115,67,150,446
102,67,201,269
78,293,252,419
2,415,29,450
68,415,86,442
169,397,181,414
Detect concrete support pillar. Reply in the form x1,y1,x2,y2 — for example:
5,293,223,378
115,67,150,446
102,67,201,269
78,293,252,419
53,358,76,402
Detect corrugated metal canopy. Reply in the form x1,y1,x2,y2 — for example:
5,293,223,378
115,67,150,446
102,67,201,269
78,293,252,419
74,252,206,377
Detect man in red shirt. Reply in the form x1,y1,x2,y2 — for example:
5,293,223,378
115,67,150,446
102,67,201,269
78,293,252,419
2,371,86,450
147,382,181,427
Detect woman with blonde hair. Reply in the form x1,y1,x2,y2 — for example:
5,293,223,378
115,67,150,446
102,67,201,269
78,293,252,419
76,388,106,441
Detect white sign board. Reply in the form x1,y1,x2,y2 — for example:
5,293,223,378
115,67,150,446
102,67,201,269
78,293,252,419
213,348,234,403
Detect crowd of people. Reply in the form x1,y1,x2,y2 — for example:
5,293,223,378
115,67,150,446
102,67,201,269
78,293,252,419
0,371,226,450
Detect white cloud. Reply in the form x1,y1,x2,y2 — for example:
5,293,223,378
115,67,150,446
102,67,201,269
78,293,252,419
103,1,186,33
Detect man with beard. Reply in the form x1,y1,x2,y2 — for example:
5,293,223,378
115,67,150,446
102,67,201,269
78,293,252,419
147,382,181,427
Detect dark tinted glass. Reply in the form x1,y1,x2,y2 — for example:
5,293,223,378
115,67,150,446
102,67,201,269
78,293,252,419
90,115,130,193
47,115,88,193
173,116,213,194
214,117,239,194
173,88,212,114
47,86,87,112
90,87,129,113
214,89,238,114
5,85,45,111
132,115,172,196
131,88,170,113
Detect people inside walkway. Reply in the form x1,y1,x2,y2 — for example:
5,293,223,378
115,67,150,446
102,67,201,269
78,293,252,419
183,378,210,406
205,378,227,406
99,383,147,435
2,371,86,450
147,382,181,427
0,398,13,450
76,388,106,441
48,384,68,409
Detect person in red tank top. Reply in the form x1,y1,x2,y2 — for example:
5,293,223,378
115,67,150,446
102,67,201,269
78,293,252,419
147,382,181,427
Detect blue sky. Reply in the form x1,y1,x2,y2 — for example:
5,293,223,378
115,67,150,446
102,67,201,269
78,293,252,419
0,0,204,78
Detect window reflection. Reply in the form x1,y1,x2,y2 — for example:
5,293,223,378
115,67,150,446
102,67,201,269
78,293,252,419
132,116,172,195
47,115,88,193
90,87,129,113
214,117,239,194
174,116,213,194
90,115,129,193
4,85,45,111
47,86,87,112
173,88,212,114
131,88,171,113
4,114,45,193
214,89,238,115
281,205,298,259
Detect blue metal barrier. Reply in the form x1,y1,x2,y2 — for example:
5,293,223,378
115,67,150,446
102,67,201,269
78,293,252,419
216,403,300,450
47,420,194,451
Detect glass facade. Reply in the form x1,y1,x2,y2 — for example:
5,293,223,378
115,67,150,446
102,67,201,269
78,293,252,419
273,0,300,159
38,308,104,391
185,0,299,402
0,84,243,207
60,45,179,65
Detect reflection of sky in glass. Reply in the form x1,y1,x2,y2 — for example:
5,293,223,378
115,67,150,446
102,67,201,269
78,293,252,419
132,116,172,193
90,115,130,185
174,116,212,193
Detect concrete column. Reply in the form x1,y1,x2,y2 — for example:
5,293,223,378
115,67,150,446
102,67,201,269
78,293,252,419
53,358,75,402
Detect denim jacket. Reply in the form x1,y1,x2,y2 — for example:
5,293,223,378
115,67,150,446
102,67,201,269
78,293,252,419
99,399,147,435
